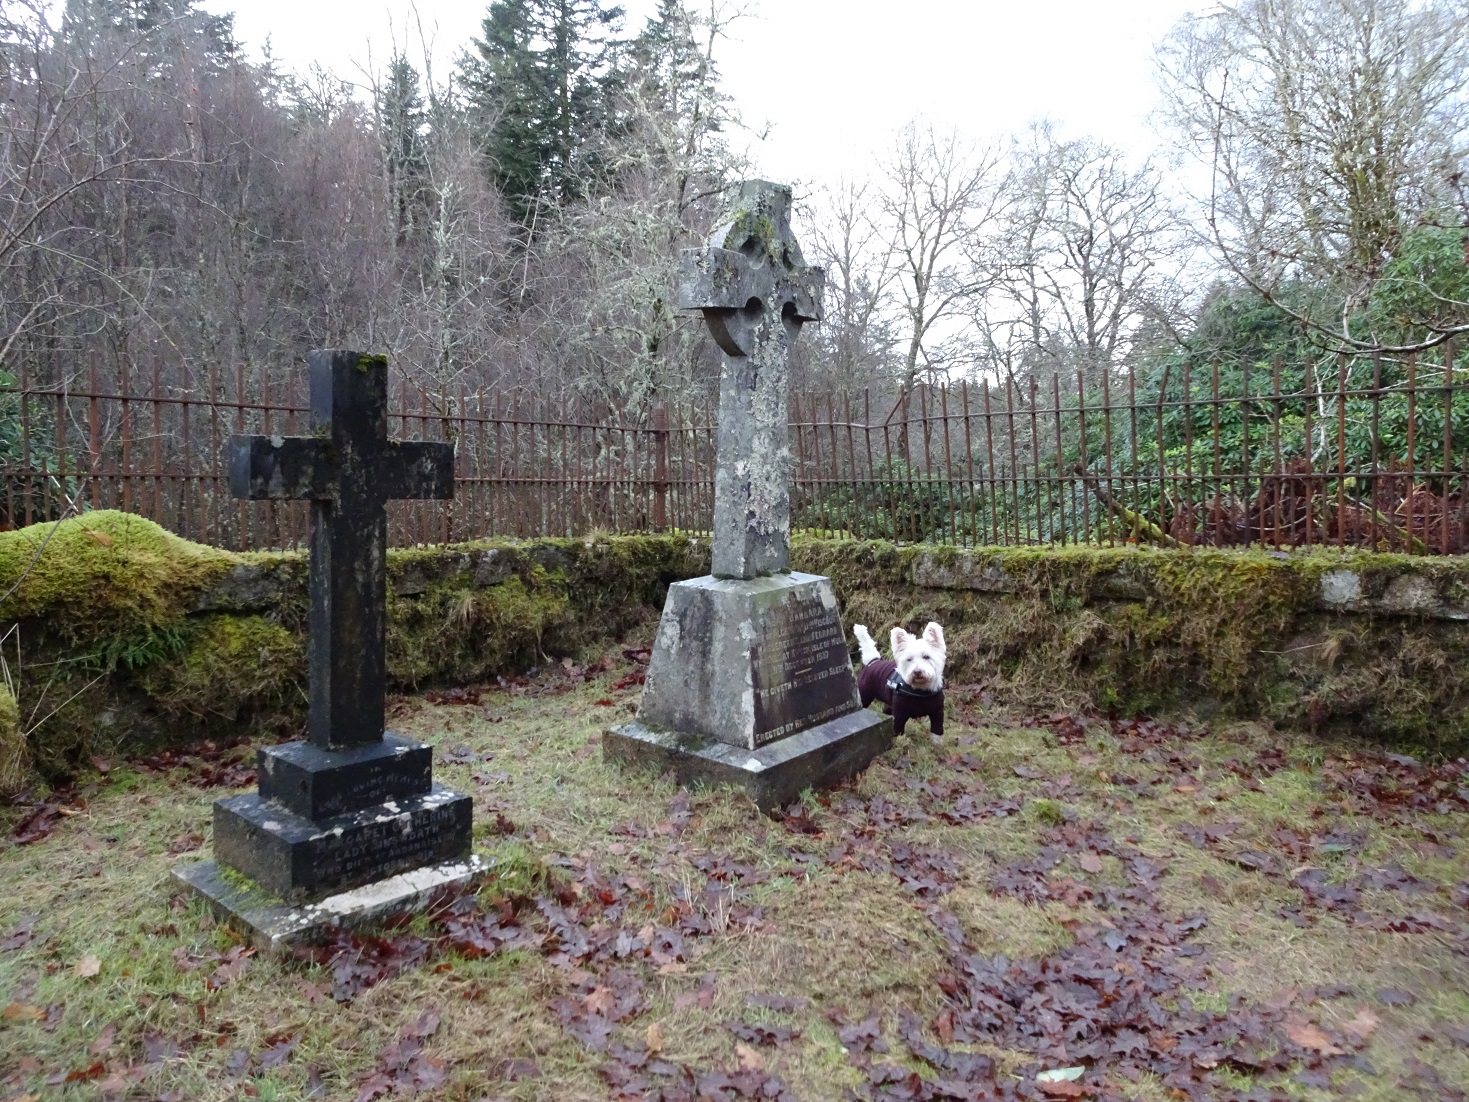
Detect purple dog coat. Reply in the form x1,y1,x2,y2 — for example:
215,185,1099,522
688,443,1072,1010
856,659,944,736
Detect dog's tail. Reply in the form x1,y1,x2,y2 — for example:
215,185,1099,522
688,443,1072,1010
852,624,882,666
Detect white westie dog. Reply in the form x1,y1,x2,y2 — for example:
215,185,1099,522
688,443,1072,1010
852,622,947,736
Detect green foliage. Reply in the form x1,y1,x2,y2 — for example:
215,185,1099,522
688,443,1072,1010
0,369,21,466
1183,284,1319,368
1360,223,1469,348
802,459,966,543
88,624,187,674
0,682,21,793
985,277,1469,546
0,511,233,647
460,0,625,225
138,615,303,725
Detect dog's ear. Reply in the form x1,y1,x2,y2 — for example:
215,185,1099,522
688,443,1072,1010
923,622,946,651
890,627,913,655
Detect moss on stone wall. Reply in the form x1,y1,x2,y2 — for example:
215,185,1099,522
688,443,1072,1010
3,512,1465,791
792,538,1469,755
0,683,22,793
0,512,707,791
0,511,234,646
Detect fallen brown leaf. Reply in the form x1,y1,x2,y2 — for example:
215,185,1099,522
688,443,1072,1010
735,1041,765,1071
1343,1006,1380,1042
1038,1081,1086,1098
1286,1019,1345,1056
88,1023,117,1056
74,953,101,978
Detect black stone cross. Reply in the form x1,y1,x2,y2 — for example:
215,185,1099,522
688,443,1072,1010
230,350,452,749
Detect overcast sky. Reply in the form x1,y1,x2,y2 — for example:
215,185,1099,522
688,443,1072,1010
203,0,1205,185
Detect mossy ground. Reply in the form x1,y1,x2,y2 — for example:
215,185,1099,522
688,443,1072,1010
1,640,1465,1101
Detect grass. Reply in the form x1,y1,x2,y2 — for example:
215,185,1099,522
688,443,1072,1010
0,639,1467,1101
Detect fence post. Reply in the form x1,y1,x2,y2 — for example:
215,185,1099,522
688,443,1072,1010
652,402,669,532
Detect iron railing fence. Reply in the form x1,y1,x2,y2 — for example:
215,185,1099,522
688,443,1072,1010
3,343,1466,554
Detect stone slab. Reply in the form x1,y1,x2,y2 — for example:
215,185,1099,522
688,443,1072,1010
213,783,472,904
256,734,431,819
172,854,492,955
638,572,862,751
604,707,891,812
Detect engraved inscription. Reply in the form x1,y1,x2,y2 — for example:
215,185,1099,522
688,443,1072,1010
317,767,427,817
750,591,857,746
311,804,463,884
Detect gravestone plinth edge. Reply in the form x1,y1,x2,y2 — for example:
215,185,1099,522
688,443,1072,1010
606,571,892,809
256,733,432,820
213,783,473,904
604,710,890,813
172,854,492,956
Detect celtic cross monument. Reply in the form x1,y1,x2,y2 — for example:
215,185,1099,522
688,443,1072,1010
606,181,890,809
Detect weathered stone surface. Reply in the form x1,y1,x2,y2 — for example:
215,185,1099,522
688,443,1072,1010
910,552,1017,593
1382,573,1439,614
1320,569,1364,607
474,548,518,586
393,567,432,596
609,184,892,805
605,708,890,812
179,349,476,936
192,561,296,612
638,573,860,751
213,783,472,904
173,855,491,955
256,734,431,820
230,350,454,751
679,181,824,581
1316,567,1469,619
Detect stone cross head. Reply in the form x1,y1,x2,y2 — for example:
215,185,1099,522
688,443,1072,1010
678,180,824,356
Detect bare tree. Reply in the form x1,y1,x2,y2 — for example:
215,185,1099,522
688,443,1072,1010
798,176,899,394
977,127,1188,378
0,1,198,372
874,122,1005,453
1157,0,1469,351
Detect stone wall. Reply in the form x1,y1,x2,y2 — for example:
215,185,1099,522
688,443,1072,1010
795,541,1469,754
0,512,707,790
3,512,1466,792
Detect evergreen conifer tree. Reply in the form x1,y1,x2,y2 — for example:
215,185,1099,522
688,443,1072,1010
378,55,431,246
460,0,623,227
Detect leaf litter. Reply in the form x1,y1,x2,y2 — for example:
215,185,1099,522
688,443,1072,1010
3,659,1467,1100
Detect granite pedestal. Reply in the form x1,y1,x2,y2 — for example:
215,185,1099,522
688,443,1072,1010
214,739,472,903
606,572,890,810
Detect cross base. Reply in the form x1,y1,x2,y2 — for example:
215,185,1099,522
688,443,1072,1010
212,783,473,904
172,855,492,956
257,735,433,820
